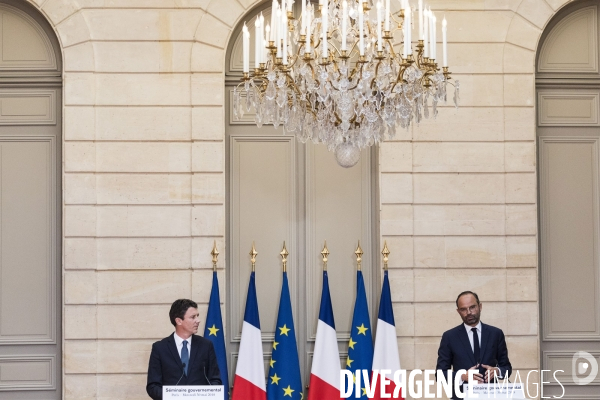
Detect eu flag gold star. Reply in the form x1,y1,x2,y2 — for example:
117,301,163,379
346,357,354,367
279,324,291,336
283,385,295,397
362,387,367,396
356,323,369,335
348,337,357,350
207,325,219,336
273,340,279,350
270,359,276,368
270,373,281,385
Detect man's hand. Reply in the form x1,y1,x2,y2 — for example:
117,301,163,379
481,364,500,382
461,364,485,383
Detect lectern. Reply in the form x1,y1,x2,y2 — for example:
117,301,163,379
463,383,526,399
163,385,225,399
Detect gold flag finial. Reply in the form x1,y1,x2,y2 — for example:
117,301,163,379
355,241,363,271
382,241,390,270
250,242,258,272
321,241,330,271
211,240,219,271
280,241,289,272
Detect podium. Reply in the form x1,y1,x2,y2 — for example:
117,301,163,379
163,385,225,399
463,383,526,399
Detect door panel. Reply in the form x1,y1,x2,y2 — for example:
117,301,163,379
537,2,600,397
0,90,61,400
226,89,377,385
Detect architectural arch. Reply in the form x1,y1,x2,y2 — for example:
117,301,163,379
535,0,600,396
0,1,65,399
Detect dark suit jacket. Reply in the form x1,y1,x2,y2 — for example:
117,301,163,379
435,323,512,400
146,333,222,400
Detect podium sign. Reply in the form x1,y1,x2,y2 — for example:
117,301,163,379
463,383,526,399
163,385,225,399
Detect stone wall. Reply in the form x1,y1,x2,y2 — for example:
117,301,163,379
21,0,574,398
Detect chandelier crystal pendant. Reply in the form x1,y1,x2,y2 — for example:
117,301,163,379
234,0,459,167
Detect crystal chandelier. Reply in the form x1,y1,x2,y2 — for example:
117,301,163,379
234,0,459,167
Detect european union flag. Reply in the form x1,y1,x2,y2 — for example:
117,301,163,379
204,270,229,400
267,271,302,400
345,270,374,399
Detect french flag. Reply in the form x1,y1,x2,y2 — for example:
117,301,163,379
231,271,267,400
371,269,404,399
308,270,341,400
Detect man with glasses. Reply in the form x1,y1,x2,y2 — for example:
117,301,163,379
435,291,512,399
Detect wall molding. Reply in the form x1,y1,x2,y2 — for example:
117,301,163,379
538,89,599,126
0,355,56,391
0,135,57,346
539,136,600,341
543,351,600,385
538,6,598,74
0,89,56,125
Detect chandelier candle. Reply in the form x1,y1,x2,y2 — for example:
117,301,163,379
322,0,328,59
260,14,266,65
234,0,460,168
432,13,436,60
429,9,434,59
423,8,428,57
418,0,423,40
301,0,306,34
358,1,364,55
305,3,312,54
385,0,390,31
377,2,382,52
442,17,447,67
270,0,277,41
242,23,249,73
282,4,288,64
342,1,348,51
276,7,282,58
406,6,411,53
255,19,260,69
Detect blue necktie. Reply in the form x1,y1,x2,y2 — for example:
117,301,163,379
181,340,189,376
472,328,480,364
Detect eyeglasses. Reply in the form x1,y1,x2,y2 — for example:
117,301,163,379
458,304,479,315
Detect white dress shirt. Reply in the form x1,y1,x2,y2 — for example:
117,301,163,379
174,332,192,359
459,322,482,385
464,322,482,353
462,322,503,380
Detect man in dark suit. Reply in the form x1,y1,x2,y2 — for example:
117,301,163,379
147,299,222,399
435,291,512,399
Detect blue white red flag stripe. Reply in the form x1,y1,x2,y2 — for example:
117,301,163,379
308,271,341,400
371,270,403,399
232,271,266,400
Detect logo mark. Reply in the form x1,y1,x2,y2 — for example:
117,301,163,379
572,351,599,385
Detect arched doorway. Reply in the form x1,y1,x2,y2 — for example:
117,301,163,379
224,0,379,390
537,0,600,397
0,1,62,399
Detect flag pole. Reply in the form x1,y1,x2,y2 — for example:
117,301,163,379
280,241,288,272
211,240,219,272
250,241,257,272
381,240,390,270
320,240,329,271
355,240,363,271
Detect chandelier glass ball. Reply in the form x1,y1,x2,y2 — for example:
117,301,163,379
335,141,361,168
234,0,460,167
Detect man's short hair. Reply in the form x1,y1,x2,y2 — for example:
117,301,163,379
456,291,480,307
169,299,198,326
